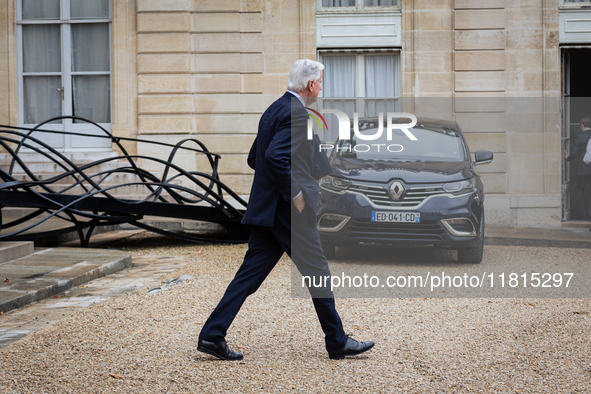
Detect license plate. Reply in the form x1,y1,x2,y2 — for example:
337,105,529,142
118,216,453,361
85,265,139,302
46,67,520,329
371,211,421,223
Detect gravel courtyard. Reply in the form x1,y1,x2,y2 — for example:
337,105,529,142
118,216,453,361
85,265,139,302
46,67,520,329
0,236,590,393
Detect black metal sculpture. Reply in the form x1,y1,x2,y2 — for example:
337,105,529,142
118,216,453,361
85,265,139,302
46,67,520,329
0,116,248,246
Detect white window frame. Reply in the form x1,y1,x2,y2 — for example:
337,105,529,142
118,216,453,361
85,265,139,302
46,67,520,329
317,0,400,13
318,51,401,119
16,0,113,152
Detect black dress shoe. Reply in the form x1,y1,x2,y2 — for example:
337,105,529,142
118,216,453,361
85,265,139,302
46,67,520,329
197,339,243,361
328,337,375,360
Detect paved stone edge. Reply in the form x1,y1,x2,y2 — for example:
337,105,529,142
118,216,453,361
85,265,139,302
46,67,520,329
0,254,132,314
485,236,591,249
0,242,35,265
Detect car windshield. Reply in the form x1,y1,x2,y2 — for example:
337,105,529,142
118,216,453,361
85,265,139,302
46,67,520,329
335,121,465,162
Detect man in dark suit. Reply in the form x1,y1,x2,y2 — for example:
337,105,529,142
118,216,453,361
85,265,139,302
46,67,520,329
197,59,374,360
566,116,591,220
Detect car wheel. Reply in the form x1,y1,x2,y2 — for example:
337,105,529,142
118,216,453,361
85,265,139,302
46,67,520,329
457,214,484,264
322,243,336,259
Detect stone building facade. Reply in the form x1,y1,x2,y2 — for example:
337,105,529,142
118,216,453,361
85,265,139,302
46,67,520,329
402,0,562,226
1,0,590,227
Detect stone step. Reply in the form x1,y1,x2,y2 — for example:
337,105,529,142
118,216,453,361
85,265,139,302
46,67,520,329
560,220,591,229
1,208,40,220
0,247,132,314
7,171,162,185
0,151,119,165
0,242,34,264
2,160,126,175
0,152,138,176
23,182,187,198
90,191,198,202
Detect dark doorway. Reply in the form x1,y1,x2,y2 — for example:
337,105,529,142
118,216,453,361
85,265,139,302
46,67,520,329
562,48,591,221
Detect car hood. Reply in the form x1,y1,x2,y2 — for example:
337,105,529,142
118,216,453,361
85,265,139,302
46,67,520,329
330,158,472,184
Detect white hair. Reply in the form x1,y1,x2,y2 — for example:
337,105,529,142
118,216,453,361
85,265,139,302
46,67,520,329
286,59,324,93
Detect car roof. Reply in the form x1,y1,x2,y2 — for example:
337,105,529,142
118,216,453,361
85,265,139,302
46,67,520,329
353,116,460,132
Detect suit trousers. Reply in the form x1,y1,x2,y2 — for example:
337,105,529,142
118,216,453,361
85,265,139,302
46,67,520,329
198,198,348,352
575,175,591,218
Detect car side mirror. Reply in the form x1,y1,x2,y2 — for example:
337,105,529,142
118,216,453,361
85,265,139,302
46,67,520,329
474,150,493,165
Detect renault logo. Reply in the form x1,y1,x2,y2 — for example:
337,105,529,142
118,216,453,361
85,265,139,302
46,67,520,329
389,181,405,200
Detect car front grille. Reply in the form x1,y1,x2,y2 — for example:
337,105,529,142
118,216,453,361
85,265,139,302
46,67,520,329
348,183,446,207
347,219,445,243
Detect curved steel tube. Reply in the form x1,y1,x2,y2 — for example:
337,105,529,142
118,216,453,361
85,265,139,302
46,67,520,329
0,116,249,246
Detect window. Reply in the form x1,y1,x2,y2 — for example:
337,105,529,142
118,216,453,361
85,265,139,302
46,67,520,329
364,0,397,5
335,122,463,161
322,0,355,6
17,0,111,151
319,0,398,9
319,52,399,142
561,0,591,5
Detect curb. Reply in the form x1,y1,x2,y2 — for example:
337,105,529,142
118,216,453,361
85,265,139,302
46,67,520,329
0,254,132,314
485,236,591,250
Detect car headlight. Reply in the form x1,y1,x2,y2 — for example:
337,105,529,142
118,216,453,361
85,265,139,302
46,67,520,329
442,179,476,195
319,176,352,192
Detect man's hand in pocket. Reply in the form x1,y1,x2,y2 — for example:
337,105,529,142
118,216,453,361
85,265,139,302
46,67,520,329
293,193,305,213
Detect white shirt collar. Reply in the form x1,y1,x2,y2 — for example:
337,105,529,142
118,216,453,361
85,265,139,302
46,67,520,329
287,90,306,107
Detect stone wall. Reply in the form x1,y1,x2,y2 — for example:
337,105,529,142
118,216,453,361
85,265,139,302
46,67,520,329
0,0,17,129
136,0,316,196
402,0,562,226
112,0,139,156
402,0,454,97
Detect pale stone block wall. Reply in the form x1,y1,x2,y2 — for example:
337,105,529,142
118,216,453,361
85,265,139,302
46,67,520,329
0,1,11,127
402,0,454,98
452,0,509,206
454,10,506,30
455,0,559,226
112,0,139,156
402,0,562,226
0,0,17,131
136,0,316,195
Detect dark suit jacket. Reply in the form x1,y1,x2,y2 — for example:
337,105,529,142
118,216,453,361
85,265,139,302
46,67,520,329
242,92,319,227
568,128,591,176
